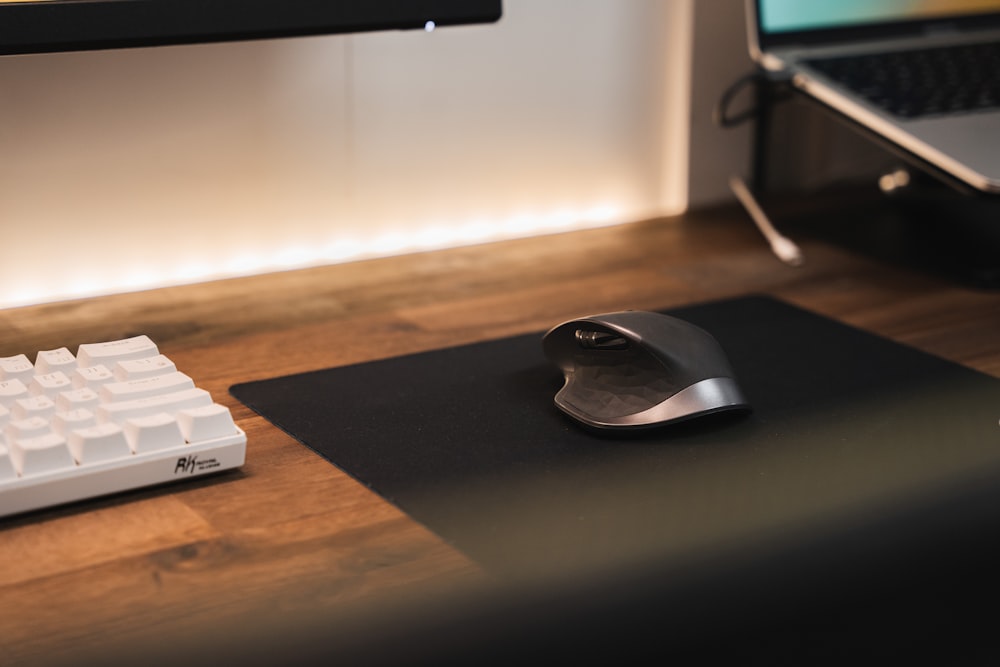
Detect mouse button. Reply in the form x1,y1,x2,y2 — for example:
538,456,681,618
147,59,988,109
585,312,709,362
630,315,735,380
574,329,630,350
573,311,647,341
542,319,634,369
667,330,738,380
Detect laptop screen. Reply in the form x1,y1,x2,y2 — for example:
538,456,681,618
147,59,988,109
761,0,1000,34
756,0,1000,45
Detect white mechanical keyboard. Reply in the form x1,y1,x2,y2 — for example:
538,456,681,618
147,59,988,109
0,335,246,518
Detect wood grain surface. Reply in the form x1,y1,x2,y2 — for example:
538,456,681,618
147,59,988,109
2,202,998,665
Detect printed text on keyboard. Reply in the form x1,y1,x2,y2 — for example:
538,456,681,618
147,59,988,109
0,335,246,518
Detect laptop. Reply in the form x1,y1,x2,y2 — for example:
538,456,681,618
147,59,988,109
747,0,1000,193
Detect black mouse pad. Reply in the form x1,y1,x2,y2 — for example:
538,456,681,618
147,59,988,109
230,295,1000,580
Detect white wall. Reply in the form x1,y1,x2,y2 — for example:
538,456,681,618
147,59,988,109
688,0,755,207
0,0,693,308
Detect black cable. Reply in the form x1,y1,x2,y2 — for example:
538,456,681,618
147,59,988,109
712,71,792,128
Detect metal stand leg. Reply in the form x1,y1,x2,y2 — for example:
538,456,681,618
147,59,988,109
731,76,803,266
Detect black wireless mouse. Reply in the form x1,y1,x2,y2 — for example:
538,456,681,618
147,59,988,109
542,310,751,431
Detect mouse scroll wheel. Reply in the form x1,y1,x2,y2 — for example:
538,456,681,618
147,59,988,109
575,329,630,350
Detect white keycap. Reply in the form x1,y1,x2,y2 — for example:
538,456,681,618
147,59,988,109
34,348,78,375
13,395,57,420
0,334,245,519
76,335,158,368
0,443,15,480
99,372,195,403
71,365,116,389
123,413,186,453
97,387,213,424
29,371,73,398
52,408,98,435
56,387,101,413
178,403,239,443
0,354,34,384
10,433,75,476
67,423,131,465
113,355,177,381
6,416,52,442
0,379,30,406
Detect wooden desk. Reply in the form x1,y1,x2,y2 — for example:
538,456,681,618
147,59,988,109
2,203,999,665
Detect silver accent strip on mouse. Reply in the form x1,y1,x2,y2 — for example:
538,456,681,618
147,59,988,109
543,310,751,431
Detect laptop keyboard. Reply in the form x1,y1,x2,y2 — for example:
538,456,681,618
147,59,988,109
805,41,1000,119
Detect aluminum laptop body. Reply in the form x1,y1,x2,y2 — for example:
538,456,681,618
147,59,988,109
747,0,1000,193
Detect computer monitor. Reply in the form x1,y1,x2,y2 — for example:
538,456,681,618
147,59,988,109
0,0,502,55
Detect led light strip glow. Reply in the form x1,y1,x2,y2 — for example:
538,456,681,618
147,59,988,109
1,205,624,309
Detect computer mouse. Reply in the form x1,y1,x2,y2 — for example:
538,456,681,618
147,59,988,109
542,310,751,431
